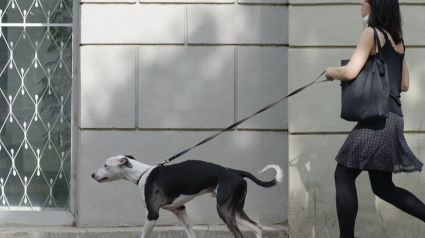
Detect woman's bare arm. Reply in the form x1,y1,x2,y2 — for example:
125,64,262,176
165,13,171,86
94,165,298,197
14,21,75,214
325,27,377,81
401,57,409,92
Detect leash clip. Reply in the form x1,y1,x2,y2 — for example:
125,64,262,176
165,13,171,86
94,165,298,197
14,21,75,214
158,159,170,167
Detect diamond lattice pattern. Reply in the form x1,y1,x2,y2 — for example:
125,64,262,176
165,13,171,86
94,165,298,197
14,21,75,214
0,0,72,211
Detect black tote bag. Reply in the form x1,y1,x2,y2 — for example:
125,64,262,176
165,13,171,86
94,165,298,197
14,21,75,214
340,28,390,122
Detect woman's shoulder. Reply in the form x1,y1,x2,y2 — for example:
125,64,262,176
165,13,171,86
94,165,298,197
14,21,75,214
360,27,385,47
362,27,375,37
356,27,375,46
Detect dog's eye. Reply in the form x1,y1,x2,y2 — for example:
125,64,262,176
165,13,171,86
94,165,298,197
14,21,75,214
104,164,107,168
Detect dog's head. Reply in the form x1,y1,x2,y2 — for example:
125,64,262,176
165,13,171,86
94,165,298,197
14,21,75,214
91,155,135,183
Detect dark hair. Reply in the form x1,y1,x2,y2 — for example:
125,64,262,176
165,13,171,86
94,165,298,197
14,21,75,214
368,0,403,44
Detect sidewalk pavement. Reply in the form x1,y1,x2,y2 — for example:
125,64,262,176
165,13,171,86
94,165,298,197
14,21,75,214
0,225,288,238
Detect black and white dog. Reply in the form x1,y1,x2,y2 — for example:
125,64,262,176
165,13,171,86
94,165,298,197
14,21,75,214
91,155,283,238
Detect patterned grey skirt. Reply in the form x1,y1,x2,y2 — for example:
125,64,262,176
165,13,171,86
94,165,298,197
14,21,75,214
336,112,423,173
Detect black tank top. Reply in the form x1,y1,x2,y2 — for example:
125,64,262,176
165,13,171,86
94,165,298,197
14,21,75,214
376,28,404,117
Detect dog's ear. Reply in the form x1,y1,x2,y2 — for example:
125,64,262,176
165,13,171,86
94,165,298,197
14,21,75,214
124,155,136,160
119,157,133,168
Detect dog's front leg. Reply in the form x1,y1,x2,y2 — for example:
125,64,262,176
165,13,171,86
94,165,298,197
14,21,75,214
140,198,160,238
170,206,196,238
141,216,157,238
139,175,162,238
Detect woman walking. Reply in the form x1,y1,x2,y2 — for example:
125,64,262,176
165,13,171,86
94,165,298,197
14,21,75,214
325,0,425,237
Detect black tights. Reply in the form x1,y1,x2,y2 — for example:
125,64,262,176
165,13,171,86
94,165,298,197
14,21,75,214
334,163,425,238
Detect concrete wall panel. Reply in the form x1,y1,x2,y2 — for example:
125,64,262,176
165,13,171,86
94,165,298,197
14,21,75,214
80,46,136,128
138,46,234,129
402,6,425,46
81,5,184,44
289,5,362,46
237,46,288,130
290,5,425,46
188,5,288,45
402,48,425,132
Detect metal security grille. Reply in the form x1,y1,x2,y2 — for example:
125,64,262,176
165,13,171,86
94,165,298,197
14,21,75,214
0,0,72,211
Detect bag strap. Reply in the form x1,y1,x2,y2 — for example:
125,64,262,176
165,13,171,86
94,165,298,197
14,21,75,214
372,28,384,61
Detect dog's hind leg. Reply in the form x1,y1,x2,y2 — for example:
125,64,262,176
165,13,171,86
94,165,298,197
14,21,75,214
216,177,247,238
217,204,243,238
232,187,263,238
170,206,197,238
236,209,263,238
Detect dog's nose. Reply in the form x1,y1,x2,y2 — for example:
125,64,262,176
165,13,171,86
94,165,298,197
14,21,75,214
91,173,95,179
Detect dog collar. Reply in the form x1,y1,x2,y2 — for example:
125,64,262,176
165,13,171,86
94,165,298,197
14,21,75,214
136,168,150,185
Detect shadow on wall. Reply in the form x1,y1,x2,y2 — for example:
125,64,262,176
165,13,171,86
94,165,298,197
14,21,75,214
138,6,287,130
289,138,385,238
81,46,136,128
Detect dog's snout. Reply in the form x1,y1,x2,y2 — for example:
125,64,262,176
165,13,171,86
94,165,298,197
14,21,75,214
91,173,95,179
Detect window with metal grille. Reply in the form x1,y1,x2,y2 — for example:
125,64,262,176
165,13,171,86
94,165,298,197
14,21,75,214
0,0,72,211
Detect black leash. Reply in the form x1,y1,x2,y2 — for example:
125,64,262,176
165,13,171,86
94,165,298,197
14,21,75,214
158,71,327,166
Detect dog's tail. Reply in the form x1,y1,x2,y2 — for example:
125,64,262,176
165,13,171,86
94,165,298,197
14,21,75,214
235,164,283,188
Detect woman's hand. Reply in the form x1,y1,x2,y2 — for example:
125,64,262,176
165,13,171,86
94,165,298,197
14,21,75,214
325,68,335,81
